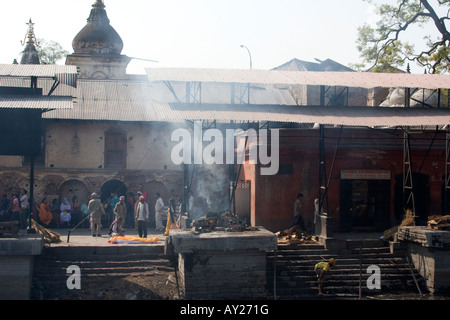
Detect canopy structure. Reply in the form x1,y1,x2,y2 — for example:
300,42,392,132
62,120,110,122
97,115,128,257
146,67,450,89
0,95,74,110
152,102,450,127
0,64,78,88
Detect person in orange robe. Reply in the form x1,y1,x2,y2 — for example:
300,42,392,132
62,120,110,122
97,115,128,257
38,197,53,227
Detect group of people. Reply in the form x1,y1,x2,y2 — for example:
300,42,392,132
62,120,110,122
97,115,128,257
86,190,184,238
0,190,30,229
132,191,183,238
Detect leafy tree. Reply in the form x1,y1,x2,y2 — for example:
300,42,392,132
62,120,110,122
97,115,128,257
36,39,69,65
356,0,449,73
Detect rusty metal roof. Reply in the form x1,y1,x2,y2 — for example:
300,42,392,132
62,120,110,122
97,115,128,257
152,102,450,127
0,95,74,110
0,64,78,88
145,68,450,89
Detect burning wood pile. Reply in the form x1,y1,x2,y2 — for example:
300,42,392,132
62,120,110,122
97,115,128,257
428,215,450,230
192,210,259,233
275,225,319,245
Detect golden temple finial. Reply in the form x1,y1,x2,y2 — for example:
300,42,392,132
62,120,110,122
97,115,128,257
21,18,40,47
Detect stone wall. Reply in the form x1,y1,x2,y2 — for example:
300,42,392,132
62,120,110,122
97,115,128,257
398,226,450,294
0,235,43,300
168,228,277,300
178,249,268,299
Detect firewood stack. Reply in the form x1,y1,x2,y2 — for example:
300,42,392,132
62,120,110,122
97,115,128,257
275,225,319,245
427,215,450,230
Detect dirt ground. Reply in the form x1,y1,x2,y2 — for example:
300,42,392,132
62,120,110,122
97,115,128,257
32,267,181,300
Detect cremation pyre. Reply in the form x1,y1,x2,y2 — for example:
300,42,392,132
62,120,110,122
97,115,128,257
192,210,259,233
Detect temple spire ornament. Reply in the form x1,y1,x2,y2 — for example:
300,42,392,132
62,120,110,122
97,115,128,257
20,18,40,64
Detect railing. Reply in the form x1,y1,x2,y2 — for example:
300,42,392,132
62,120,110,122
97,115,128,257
66,213,91,243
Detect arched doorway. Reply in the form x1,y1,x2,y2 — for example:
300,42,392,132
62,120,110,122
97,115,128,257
58,179,90,204
100,179,127,203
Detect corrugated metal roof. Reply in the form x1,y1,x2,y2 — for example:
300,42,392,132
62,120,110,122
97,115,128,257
145,68,450,89
0,64,78,88
42,79,296,121
0,95,74,110
152,102,450,127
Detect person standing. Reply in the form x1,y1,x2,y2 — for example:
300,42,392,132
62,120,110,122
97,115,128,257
80,199,90,228
60,197,72,228
109,192,119,224
293,193,306,231
154,192,165,232
113,196,127,228
20,189,29,229
50,198,61,228
9,194,21,225
88,192,106,237
135,195,149,238
71,196,81,226
0,194,11,221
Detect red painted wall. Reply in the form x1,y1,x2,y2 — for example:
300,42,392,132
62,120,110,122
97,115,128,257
240,127,447,233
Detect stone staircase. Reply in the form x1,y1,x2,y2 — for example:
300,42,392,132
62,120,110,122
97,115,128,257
31,245,179,300
266,239,427,300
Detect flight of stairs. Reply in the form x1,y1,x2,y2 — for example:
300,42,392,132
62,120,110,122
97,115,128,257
31,244,178,300
266,239,427,299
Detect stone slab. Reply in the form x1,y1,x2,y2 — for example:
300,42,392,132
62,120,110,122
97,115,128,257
0,235,44,256
398,226,450,248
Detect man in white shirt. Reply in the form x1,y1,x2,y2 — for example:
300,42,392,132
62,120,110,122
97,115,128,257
154,192,165,231
135,196,149,238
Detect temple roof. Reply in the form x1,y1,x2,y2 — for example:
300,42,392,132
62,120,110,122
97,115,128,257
72,0,124,55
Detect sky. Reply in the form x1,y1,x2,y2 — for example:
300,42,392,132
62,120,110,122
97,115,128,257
0,0,443,74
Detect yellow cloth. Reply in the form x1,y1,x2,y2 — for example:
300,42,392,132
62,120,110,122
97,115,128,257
164,212,177,236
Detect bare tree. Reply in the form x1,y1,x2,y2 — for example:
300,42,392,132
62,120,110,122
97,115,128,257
356,0,449,73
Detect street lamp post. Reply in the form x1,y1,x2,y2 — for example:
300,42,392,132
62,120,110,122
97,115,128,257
240,45,252,104
240,45,252,70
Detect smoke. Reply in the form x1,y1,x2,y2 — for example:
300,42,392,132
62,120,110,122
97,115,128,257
187,163,230,221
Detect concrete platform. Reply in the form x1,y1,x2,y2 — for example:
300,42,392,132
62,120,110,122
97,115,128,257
35,227,168,247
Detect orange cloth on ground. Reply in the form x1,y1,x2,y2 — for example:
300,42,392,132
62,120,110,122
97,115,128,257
108,235,159,244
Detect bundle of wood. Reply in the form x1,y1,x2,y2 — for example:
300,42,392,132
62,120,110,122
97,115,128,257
275,225,319,245
31,219,62,244
0,221,19,237
428,215,450,230
400,209,415,226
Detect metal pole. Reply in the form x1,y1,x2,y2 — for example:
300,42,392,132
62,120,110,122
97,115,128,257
273,250,277,300
240,45,252,104
359,242,362,300
27,156,35,233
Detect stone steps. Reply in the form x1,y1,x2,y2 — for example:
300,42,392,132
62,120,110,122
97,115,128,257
31,244,176,300
266,240,426,299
